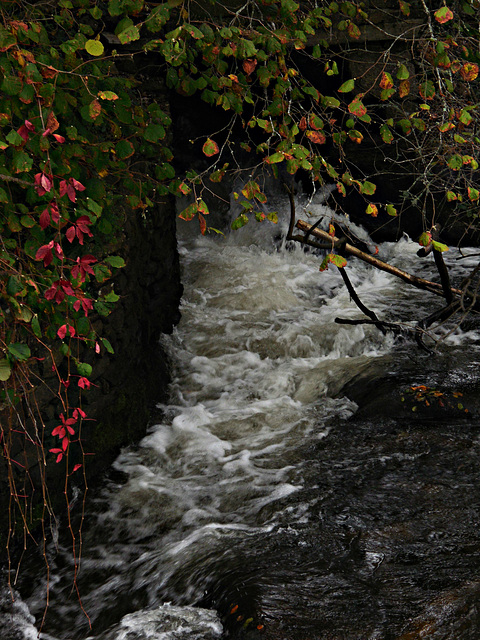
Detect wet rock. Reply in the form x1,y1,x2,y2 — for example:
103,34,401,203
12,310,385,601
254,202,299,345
96,604,222,640
396,582,480,639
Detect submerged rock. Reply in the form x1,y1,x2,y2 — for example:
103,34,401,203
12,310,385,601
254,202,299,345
96,604,222,640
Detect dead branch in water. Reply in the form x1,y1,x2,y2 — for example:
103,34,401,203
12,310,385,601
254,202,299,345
294,219,463,300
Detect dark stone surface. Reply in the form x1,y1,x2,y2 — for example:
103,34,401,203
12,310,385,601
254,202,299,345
0,197,183,559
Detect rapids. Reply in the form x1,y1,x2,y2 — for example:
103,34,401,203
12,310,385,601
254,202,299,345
6,193,480,640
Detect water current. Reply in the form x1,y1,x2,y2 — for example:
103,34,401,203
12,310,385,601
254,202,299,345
5,194,480,640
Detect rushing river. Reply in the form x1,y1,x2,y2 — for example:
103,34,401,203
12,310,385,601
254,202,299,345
6,193,480,640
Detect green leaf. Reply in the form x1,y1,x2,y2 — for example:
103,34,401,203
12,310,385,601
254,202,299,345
0,26,17,50
105,256,126,268
0,358,11,381
85,39,104,56
380,124,393,144
419,231,432,247
101,337,115,354
432,240,448,252
396,64,410,80
202,138,219,157
117,25,140,44
322,95,340,108
12,151,33,173
0,76,23,96
330,254,347,268
360,181,376,195
178,202,197,221
183,24,204,40
267,211,278,224
31,315,41,338
8,343,31,362
265,152,284,164
76,361,92,377
447,154,462,170
89,6,103,19
144,123,166,143
338,79,355,93
459,109,473,126
115,139,135,159
87,198,103,216
386,204,397,216
104,291,120,303
6,130,25,146
0,187,9,203
348,95,367,117
98,90,119,101
231,213,249,230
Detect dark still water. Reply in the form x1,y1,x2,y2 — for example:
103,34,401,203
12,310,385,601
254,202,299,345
5,194,480,640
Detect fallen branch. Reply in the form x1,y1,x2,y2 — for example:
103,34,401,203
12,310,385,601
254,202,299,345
295,219,463,300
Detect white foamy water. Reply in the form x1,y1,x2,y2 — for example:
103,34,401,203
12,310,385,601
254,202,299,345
13,194,480,639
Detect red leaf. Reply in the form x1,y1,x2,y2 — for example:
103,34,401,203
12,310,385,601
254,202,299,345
53,134,65,143
70,177,85,192
39,208,50,229
50,202,60,223
54,243,64,260
66,226,76,243
34,172,52,196
17,125,29,142
49,448,64,463
57,324,74,339
59,180,68,198
36,241,54,266
67,183,76,203
72,464,82,473
78,377,91,389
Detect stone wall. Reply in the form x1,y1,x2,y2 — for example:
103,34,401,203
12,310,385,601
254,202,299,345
0,196,183,557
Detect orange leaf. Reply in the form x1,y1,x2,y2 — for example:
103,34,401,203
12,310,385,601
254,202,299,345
398,79,410,98
242,59,257,76
380,72,394,89
46,111,59,133
89,99,102,120
199,213,207,235
434,6,454,23
306,130,326,144
460,63,479,82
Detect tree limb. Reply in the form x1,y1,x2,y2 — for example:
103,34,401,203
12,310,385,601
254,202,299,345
295,219,462,300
